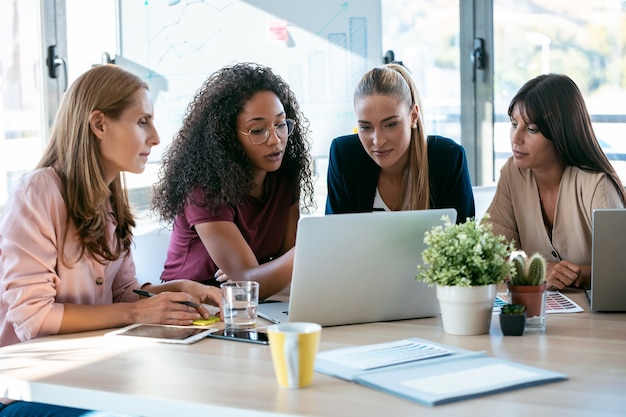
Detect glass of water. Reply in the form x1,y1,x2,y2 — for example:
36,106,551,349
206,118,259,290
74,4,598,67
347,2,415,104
221,281,259,329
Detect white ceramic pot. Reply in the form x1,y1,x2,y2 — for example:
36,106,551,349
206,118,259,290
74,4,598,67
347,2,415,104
436,284,496,335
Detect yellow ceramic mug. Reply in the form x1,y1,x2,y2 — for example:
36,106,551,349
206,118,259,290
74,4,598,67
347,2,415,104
267,322,322,389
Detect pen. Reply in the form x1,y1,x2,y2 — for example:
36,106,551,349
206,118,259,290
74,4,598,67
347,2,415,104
133,289,201,309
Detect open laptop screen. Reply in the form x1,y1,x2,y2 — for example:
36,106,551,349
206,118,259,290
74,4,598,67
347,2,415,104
590,208,626,312
259,208,456,326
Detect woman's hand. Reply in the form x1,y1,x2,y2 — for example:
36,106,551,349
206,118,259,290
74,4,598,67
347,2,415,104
175,279,222,307
546,260,582,290
142,280,223,321
131,291,206,325
214,268,230,283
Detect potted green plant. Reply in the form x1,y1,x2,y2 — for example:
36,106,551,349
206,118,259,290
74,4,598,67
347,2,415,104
507,251,547,333
499,304,527,336
416,214,515,335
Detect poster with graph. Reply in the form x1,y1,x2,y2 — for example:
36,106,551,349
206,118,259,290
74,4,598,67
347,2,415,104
118,0,381,158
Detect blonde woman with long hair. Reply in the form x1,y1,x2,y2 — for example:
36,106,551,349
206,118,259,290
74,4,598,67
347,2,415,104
326,63,474,222
0,65,223,348
0,63,222,416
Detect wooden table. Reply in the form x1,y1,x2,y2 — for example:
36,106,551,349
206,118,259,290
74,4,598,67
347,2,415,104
1,289,625,416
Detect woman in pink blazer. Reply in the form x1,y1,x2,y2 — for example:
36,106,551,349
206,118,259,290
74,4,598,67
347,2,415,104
0,65,222,416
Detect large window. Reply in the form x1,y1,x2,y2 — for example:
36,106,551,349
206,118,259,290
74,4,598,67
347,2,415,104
0,0,115,209
382,0,461,146
1,0,625,218
0,0,46,206
493,0,626,179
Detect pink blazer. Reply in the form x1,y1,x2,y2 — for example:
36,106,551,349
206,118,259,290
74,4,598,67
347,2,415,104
0,168,140,346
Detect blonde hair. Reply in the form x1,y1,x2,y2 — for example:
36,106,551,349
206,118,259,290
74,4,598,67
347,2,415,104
38,64,147,264
354,63,429,210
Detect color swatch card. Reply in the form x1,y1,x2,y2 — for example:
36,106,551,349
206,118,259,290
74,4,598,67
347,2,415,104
544,291,584,313
494,291,583,313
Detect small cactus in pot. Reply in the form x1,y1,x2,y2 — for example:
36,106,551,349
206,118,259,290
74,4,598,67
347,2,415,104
507,251,547,332
510,251,546,286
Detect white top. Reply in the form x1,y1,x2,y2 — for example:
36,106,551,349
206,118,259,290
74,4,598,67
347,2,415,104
373,188,391,211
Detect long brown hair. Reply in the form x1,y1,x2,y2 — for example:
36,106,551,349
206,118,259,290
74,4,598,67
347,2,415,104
353,63,430,210
37,64,147,265
509,73,626,204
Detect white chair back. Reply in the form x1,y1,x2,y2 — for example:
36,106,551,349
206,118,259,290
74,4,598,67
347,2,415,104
132,227,172,285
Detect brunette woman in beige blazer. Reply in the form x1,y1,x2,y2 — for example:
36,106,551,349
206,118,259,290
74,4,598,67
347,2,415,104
487,74,626,290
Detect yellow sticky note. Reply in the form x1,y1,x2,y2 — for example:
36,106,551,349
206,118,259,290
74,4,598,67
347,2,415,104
192,317,220,326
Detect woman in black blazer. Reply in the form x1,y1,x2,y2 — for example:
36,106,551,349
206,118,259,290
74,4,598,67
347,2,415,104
325,64,475,223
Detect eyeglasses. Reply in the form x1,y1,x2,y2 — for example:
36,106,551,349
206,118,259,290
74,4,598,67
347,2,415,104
238,119,295,145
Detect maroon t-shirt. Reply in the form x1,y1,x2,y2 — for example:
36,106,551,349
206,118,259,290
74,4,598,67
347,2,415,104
160,172,296,284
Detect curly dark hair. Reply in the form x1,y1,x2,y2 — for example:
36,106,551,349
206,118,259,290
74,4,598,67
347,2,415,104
152,62,315,223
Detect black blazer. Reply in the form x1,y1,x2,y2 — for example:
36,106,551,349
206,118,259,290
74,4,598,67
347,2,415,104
325,134,475,223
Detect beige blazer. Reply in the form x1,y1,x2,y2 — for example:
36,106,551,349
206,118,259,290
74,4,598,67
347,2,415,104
486,157,624,266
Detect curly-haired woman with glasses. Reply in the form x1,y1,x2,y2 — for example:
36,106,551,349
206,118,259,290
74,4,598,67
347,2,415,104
152,62,315,299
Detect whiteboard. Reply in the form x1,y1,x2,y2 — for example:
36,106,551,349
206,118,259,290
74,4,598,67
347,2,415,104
118,0,382,158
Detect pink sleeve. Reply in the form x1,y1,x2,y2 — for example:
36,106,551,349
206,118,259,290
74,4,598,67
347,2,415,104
0,171,67,344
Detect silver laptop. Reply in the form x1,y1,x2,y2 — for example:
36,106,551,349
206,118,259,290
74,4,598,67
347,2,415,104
258,209,456,326
589,208,626,312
